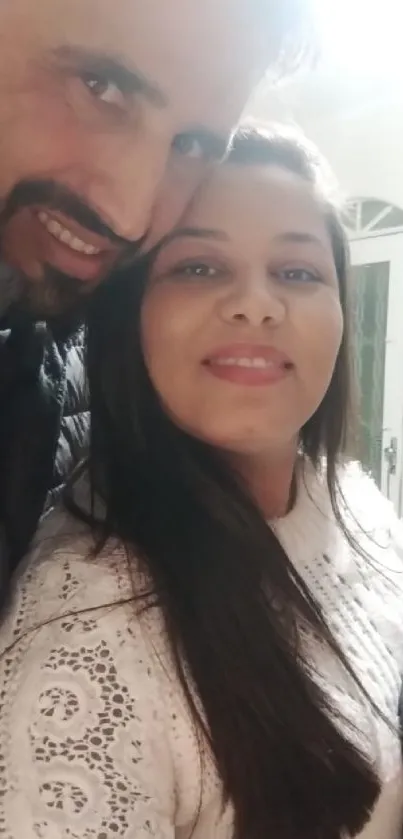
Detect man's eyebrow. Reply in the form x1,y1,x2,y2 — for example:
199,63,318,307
160,227,230,247
52,45,167,108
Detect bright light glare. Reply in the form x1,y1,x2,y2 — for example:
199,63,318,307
314,0,403,77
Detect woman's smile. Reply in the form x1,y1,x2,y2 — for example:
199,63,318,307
202,342,294,386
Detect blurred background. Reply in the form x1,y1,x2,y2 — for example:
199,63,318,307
252,0,403,513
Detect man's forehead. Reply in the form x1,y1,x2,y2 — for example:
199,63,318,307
7,0,266,47
4,0,269,84
2,0,266,131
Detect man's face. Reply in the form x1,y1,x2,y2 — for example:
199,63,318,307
0,0,271,318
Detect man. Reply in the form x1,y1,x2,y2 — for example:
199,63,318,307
0,0,313,589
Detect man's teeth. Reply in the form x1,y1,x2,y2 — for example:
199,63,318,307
214,357,276,369
37,211,101,256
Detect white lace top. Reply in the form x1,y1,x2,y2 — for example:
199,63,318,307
0,463,403,839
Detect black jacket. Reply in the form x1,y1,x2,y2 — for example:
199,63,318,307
0,313,89,594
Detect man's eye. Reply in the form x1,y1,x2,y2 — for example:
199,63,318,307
172,134,206,160
81,72,125,107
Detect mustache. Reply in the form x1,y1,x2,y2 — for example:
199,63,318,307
0,179,145,253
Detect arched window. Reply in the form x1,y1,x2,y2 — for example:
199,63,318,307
343,198,403,240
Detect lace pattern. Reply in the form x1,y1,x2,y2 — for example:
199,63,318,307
0,466,402,838
0,540,182,838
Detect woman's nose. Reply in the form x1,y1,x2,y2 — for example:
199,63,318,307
219,276,286,328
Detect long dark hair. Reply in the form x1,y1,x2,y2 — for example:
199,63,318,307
75,126,380,839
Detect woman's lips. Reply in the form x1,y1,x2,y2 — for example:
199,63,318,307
203,343,293,387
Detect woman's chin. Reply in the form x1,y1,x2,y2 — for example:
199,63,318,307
183,423,295,457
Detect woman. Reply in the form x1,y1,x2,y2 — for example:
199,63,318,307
0,126,402,839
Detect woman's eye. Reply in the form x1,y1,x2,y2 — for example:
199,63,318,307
276,267,321,284
172,262,219,279
81,73,126,108
172,134,205,160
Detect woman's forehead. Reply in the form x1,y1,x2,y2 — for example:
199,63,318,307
184,163,329,234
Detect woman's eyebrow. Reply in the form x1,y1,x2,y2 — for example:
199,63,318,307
274,231,328,250
156,228,329,256
160,227,229,247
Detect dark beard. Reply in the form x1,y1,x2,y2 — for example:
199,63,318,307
0,178,144,324
16,263,88,320
0,262,23,320
0,259,88,326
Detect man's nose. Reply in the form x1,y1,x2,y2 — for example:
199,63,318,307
86,124,174,243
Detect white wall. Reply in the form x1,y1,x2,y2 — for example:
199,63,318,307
301,101,403,209
251,72,403,209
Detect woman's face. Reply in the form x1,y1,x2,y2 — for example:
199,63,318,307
141,162,343,456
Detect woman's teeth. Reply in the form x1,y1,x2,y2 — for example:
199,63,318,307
37,211,101,256
214,357,276,369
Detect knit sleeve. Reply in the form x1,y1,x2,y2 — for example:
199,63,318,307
0,544,176,839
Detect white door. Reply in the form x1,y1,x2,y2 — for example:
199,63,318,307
350,233,403,513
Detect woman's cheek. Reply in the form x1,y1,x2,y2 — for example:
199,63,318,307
314,296,344,378
312,290,343,347
141,286,189,384
293,293,342,390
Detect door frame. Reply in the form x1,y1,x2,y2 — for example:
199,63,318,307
349,233,403,513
